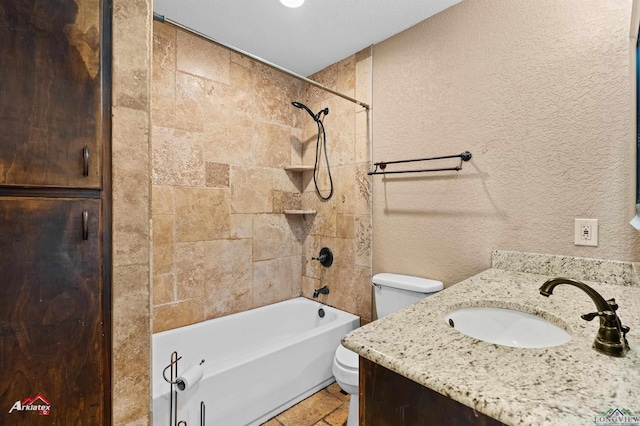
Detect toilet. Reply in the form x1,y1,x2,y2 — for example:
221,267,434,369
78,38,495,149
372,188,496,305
332,273,443,426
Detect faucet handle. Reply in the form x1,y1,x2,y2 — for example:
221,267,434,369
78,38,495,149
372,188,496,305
581,310,616,322
606,298,619,311
581,311,600,322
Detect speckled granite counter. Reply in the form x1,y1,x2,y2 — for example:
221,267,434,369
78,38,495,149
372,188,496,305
342,251,640,426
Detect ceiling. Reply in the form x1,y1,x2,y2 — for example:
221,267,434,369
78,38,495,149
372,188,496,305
153,0,462,77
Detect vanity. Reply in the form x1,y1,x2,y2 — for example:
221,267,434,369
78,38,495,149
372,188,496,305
343,251,640,426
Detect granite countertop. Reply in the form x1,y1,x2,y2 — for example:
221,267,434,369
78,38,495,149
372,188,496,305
342,251,640,426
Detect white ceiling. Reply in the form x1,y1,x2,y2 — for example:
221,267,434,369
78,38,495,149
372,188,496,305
153,0,462,77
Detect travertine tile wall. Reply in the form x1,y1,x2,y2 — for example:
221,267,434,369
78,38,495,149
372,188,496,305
300,49,373,322
111,0,152,424
150,22,372,330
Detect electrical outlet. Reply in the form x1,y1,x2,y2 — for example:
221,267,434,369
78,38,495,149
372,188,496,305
575,219,598,246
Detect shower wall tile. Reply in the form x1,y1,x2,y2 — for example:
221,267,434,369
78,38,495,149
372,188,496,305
152,185,174,216
301,53,372,322
153,298,204,333
301,275,320,299
225,61,256,115
230,214,253,239
175,72,206,132
333,165,356,214
174,242,205,300
152,25,175,98
230,166,273,213
354,266,373,319
202,70,254,122
355,110,370,164
176,29,230,84
151,93,176,129
356,49,372,105
337,214,355,239
254,121,292,167
203,109,254,165
271,190,302,213
354,164,372,216
356,215,372,267
205,162,230,187
273,168,303,193
175,187,230,242
204,239,253,319
152,23,176,128
152,215,174,276
301,192,337,237
253,256,302,307
303,234,322,279
153,273,174,306
355,46,372,63
253,214,303,261
336,55,356,96
254,67,302,128
152,126,205,186
150,21,371,331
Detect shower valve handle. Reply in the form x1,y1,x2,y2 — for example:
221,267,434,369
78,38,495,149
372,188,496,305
312,247,333,267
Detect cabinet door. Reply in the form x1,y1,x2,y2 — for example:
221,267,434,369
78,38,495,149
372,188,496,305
0,0,106,189
0,198,107,425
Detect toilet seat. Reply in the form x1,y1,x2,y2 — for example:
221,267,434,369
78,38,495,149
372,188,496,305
335,344,359,370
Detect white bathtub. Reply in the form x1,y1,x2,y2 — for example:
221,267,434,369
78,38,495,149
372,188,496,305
152,297,359,426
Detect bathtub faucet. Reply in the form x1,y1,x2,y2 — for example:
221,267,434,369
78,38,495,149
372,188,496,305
313,286,330,298
539,277,630,357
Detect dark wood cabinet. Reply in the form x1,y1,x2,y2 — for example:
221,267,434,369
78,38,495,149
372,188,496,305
0,0,111,424
0,0,105,189
360,357,506,426
0,198,106,424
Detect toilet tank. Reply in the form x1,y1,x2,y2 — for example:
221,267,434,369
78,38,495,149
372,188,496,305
373,273,444,318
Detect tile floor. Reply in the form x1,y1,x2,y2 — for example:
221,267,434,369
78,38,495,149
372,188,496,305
261,382,350,426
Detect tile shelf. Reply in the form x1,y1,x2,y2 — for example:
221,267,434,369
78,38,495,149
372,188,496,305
284,210,317,215
283,166,316,215
283,165,315,172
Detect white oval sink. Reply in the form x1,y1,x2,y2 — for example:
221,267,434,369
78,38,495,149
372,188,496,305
445,307,571,348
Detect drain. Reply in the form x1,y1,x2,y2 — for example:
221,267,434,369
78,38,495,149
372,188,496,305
318,308,325,318
448,318,455,328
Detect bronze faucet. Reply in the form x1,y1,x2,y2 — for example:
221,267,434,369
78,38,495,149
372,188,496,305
539,278,630,357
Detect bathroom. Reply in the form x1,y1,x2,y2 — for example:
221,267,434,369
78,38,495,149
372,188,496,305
108,0,640,424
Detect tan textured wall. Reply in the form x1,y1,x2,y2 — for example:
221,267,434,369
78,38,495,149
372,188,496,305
373,0,640,287
111,0,152,424
150,23,373,329
300,49,373,321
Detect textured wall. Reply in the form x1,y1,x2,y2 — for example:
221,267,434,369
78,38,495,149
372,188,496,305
373,0,640,287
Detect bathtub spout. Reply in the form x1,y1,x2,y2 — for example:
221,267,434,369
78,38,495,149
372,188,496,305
313,286,329,298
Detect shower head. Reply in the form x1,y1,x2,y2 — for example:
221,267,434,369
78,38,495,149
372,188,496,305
292,101,316,121
292,101,329,122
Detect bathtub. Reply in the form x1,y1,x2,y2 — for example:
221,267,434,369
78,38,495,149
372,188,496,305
152,297,359,426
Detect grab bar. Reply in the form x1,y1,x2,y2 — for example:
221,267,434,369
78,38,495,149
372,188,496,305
368,151,472,175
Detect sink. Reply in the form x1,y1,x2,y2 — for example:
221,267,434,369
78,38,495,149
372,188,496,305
445,307,571,348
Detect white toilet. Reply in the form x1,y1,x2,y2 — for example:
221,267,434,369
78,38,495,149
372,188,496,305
332,273,443,426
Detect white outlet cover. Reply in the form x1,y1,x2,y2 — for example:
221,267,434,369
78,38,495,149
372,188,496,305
575,218,598,246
